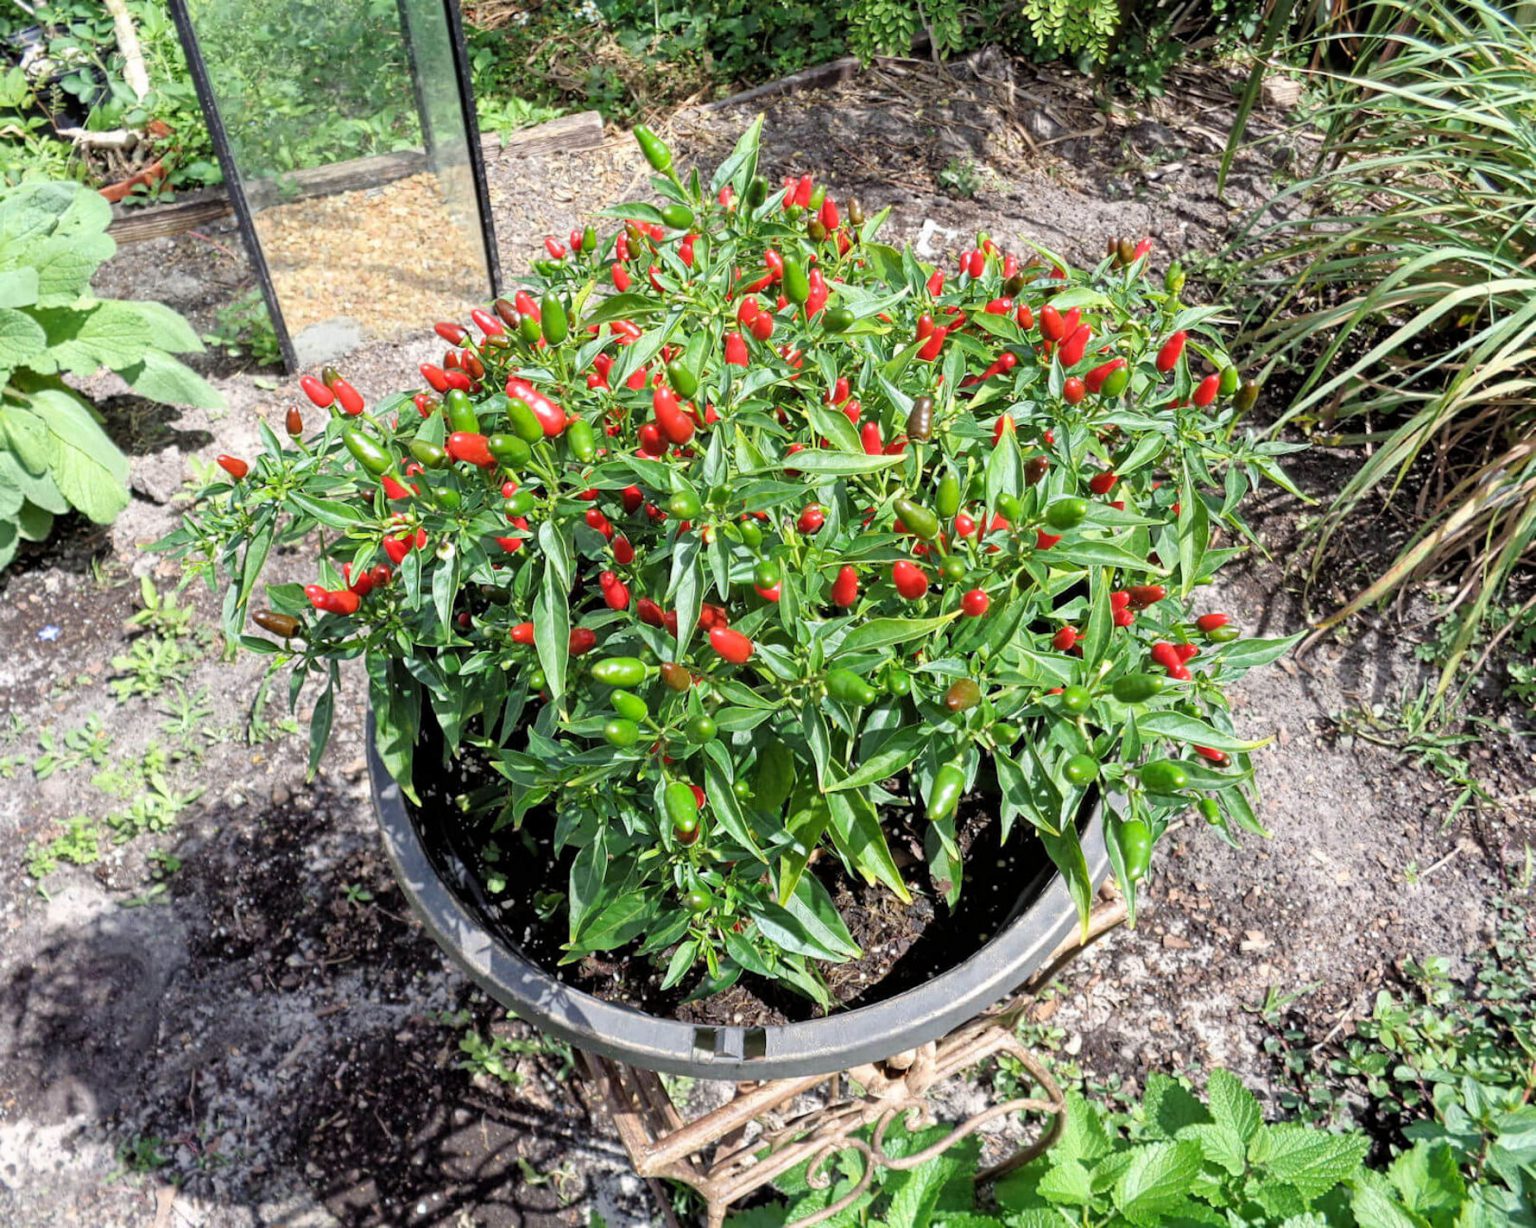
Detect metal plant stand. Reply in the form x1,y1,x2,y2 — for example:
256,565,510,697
585,891,1128,1228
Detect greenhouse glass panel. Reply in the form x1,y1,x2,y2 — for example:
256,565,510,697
168,0,498,369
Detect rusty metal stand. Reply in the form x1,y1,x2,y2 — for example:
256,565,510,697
585,891,1128,1228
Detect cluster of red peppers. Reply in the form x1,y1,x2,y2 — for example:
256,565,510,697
189,120,1296,986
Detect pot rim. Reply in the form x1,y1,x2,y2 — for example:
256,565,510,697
368,712,1111,1079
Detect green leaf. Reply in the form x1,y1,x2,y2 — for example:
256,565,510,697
366,654,420,804
827,727,926,791
837,613,959,656
783,874,859,960
0,267,38,308
118,348,225,408
1142,1075,1211,1141
22,387,128,523
1350,1169,1429,1228
1213,632,1306,673
1387,1142,1465,1219
572,891,653,952
307,669,336,778
535,551,571,703
1135,710,1270,753
1035,1159,1093,1207
776,450,906,477
120,298,205,354
1112,1140,1203,1226
29,233,116,303
825,789,911,901
1054,539,1167,573
1208,1069,1262,1144
0,306,47,369
1261,1125,1369,1202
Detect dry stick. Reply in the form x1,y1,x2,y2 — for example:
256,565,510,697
105,0,150,102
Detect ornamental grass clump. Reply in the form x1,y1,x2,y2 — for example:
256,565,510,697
165,120,1300,1005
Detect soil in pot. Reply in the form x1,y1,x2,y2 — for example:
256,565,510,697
409,725,1072,1029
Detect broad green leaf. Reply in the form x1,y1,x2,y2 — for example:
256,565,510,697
572,892,653,953
1261,1125,1369,1201
24,387,128,523
827,727,926,791
0,306,46,369
0,267,37,308
825,789,911,901
1136,711,1270,753
1112,1140,1203,1225
837,613,959,655
118,348,225,408
1208,1069,1262,1143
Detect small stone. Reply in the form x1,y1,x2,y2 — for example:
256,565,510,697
1161,934,1192,950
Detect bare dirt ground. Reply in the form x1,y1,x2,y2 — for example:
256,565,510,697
2,53,1531,1228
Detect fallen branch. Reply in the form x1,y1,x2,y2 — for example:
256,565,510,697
104,0,151,103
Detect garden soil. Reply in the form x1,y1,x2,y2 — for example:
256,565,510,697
4,54,1532,1228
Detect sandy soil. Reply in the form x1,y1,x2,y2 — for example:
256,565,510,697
3,53,1531,1228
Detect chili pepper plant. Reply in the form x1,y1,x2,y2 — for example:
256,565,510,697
164,120,1304,1006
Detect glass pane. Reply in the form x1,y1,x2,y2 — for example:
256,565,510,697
180,0,492,366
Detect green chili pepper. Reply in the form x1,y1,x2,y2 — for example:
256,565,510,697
1139,759,1189,793
581,225,596,253
409,439,447,469
519,314,542,345
823,306,855,333
664,780,699,831
1044,497,1089,531
504,490,536,516
667,359,699,399
1117,818,1152,883
487,434,532,466
1218,365,1241,397
541,293,569,345
826,669,878,706
611,690,649,722
739,520,763,549
927,759,965,822
603,718,640,747
1112,674,1163,704
894,497,939,541
944,678,982,712
1100,364,1131,398
746,176,768,209
634,125,674,173
1060,684,1092,714
936,470,961,518
505,398,545,445
1235,379,1261,413
782,255,810,306
567,419,596,463
1063,754,1098,785
660,203,694,230
444,389,479,434
591,657,648,688
686,716,718,743
990,721,1020,746
343,427,393,476
753,557,781,589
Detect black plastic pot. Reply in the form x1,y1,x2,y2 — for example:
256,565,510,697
368,715,1111,1080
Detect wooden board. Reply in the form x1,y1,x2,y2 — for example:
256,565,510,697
106,110,605,245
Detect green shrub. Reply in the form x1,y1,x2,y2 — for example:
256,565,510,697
0,180,220,569
1225,0,1536,705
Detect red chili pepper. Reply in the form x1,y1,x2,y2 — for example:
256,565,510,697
299,376,334,408
1197,613,1230,633
381,476,415,500
585,507,615,539
805,268,828,318
652,386,695,446
709,626,753,664
544,236,566,260
505,377,567,437
599,570,630,611
434,321,467,345
1087,471,1117,496
954,513,976,537
443,369,472,393
1151,641,1182,669
216,454,248,480
891,560,929,600
861,421,883,455
1063,377,1086,405
1059,325,1092,368
1175,643,1200,663
1193,373,1220,407
1195,745,1227,764
927,269,944,297
1156,331,1188,374
470,308,504,337
1039,305,1066,343
918,326,947,362
831,565,858,608
619,485,644,514
819,198,839,230
1129,584,1167,609
984,297,1013,315
797,504,825,534
961,589,990,618
1036,530,1061,550
285,406,304,436
1113,608,1136,628
419,364,449,394
1052,626,1078,651
637,422,665,457
1084,358,1126,395
699,602,729,630
326,379,362,416
569,627,597,655
613,534,634,565
1015,304,1034,330
1133,237,1153,261
637,598,667,628
446,432,494,468
753,582,781,603
679,233,696,269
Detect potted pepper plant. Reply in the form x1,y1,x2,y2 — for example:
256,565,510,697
163,120,1302,1078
